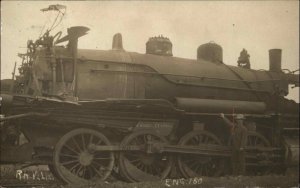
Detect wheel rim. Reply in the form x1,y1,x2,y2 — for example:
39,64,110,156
118,131,172,182
48,164,63,181
53,128,114,184
246,131,271,175
177,131,224,178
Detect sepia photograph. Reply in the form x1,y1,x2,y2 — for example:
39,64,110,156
1,1,299,187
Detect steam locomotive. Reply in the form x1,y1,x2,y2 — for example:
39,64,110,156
1,20,299,184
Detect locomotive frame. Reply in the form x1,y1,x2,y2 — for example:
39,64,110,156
1,85,298,184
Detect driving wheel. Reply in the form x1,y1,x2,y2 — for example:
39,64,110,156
53,128,114,184
118,130,172,182
177,130,225,178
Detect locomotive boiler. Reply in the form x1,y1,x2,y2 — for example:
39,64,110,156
1,15,299,184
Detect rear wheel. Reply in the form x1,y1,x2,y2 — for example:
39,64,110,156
53,128,114,184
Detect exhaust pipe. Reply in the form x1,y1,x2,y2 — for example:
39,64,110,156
269,49,282,72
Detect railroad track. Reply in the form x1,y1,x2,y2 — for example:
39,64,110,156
0,180,58,188
1,175,299,188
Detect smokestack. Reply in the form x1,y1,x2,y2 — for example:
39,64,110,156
269,49,282,72
112,33,124,50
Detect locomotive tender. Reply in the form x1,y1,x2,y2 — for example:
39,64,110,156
1,20,299,184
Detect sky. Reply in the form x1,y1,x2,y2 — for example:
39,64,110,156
1,1,299,102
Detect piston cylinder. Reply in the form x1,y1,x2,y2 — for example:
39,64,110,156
175,98,266,114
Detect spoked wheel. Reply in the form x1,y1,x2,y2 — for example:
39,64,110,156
246,131,272,175
177,131,225,178
118,131,173,182
53,128,114,184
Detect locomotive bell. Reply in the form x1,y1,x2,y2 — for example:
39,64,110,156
269,49,282,72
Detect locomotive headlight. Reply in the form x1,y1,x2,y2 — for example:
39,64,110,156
0,94,13,115
0,114,4,127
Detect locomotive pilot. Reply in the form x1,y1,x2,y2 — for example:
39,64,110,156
220,113,248,175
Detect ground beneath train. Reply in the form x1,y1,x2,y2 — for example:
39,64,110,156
0,165,298,188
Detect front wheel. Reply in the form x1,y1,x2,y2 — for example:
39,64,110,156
53,128,115,184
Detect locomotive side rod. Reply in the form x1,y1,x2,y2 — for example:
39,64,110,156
88,144,232,157
88,144,281,158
